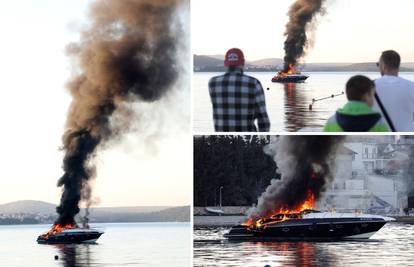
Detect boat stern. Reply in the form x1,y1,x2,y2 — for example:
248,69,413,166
381,216,396,222
224,225,255,240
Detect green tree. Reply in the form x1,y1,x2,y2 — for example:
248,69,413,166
194,136,277,206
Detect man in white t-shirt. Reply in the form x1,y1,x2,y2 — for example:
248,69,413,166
374,50,414,132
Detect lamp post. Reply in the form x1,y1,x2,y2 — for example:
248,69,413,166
213,190,217,207
219,186,224,208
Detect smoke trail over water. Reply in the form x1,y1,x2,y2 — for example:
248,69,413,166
55,0,186,226
283,0,327,71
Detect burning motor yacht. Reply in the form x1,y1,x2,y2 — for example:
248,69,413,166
225,209,395,241
272,64,308,83
226,188,394,241
37,224,104,244
224,136,391,241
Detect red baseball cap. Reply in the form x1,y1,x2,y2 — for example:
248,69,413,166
224,48,245,67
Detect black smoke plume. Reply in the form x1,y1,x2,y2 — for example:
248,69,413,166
55,0,186,226
406,147,414,208
283,0,327,71
248,136,343,222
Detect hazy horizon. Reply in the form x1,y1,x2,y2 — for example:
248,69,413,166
194,54,414,64
0,199,189,208
193,0,414,63
0,1,191,207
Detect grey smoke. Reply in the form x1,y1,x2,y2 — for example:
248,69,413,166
283,0,327,71
248,135,344,223
55,0,187,226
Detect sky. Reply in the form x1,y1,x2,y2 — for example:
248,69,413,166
0,1,191,207
192,0,414,63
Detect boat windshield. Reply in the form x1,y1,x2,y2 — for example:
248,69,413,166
268,213,303,220
286,213,302,219
300,209,321,215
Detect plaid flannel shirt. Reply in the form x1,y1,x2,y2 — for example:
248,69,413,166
208,69,270,132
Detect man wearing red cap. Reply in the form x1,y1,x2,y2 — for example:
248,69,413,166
208,48,270,132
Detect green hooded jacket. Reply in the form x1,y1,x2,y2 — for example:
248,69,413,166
324,101,389,132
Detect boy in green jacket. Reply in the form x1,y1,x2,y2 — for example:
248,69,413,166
324,75,389,132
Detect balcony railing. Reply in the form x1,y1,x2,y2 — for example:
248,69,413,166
362,153,378,159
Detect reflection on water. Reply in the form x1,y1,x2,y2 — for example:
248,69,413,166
280,81,344,131
194,239,339,267
0,223,190,267
236,241,339,267
194,223,414,267
55,244,94,267
57,245,78,267
283,83,315,132
268,75,348,132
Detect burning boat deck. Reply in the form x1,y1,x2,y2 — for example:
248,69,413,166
225,210,395,241
272,74,309,83
37,225,104,244
272,64,309,83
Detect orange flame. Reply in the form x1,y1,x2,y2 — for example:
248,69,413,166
39,224,77,240
287,64,295,74
274,64,296,80
244,190,315,229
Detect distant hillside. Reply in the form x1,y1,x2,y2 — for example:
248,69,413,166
249,58,283,67
0,200,170,215
207,54,226,60
88,206,170,214
304,62,414,72
0,200,55,215
201,55,285,66
194,55,414,72
194,55,223,69
89,206,191,223
0,200,190,224
402,63,414,69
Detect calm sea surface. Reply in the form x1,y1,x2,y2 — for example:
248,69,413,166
194,223,414,267
193,72,414,132
0,222,190,267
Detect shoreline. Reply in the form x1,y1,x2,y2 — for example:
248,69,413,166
194,71,414,74
0,221,191,227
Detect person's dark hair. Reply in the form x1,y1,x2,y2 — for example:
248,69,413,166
346,75,375,101
381,50,401,69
